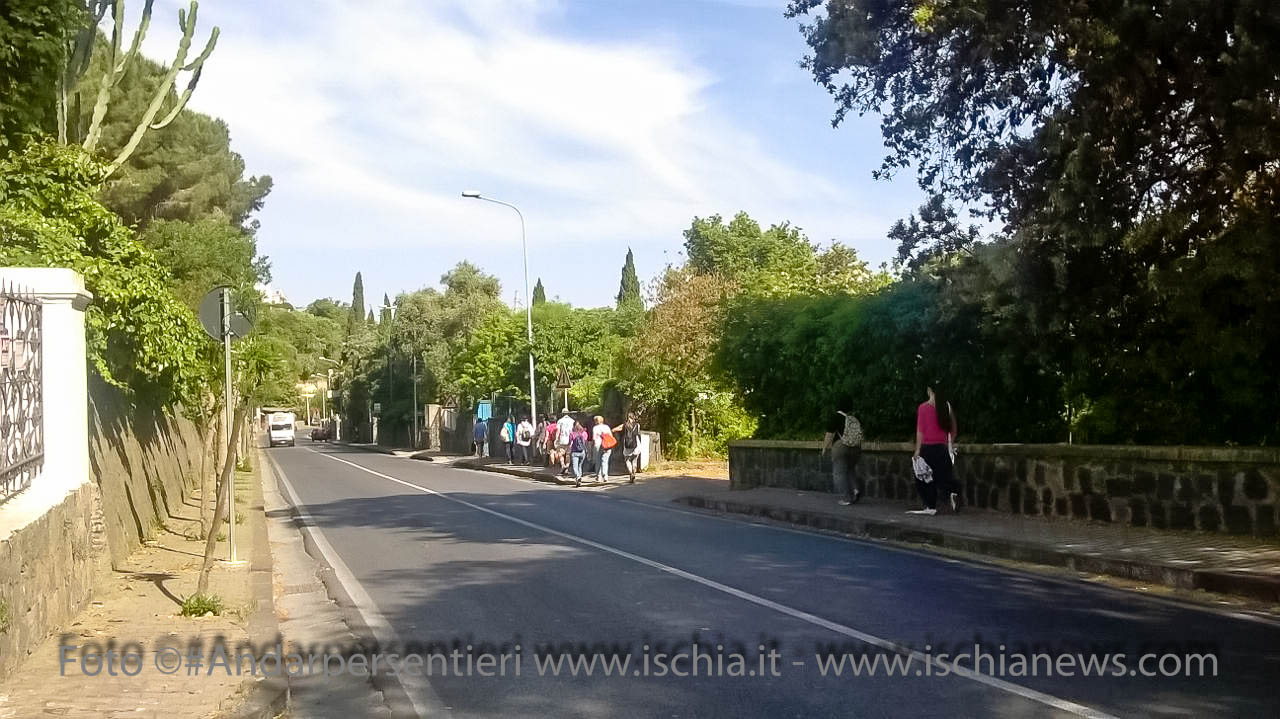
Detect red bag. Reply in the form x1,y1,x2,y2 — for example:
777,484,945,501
601,430,617,450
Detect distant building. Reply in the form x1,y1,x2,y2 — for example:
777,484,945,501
256,282,290,306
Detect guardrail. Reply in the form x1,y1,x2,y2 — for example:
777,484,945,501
0,280,43,504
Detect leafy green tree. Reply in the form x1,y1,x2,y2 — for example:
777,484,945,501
616,247,642,309
888,195,980,274
529,302,622,414
617,267,755,457
305,297,349,324
254,304,344,385
684,212,818,296
788,0,1280,445
816,242,893,295
0,0,85,151
450,309,522,408
532,278,546,306
137,218,268,307
0,141,203,403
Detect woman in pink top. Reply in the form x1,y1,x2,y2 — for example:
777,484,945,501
911,385,959,515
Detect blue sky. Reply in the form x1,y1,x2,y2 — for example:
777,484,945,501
140,0,929,309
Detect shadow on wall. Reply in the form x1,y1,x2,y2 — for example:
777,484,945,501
88,376,206,568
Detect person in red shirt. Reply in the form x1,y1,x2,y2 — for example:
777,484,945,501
910,385,959,515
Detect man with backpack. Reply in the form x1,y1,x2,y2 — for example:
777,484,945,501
820,395,864,506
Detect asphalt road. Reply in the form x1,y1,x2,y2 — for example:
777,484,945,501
268,444,1280,719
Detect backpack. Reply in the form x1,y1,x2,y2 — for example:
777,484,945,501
570,432,586,453
836,411,863,447
500,424,512,442
623,424,641,451
519,425,533,442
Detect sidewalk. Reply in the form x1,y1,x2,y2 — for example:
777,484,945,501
0,462,284,719
455,459,1280,605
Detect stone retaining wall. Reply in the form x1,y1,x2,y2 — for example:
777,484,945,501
729,440,1280,537
88,378,205,567
0,481,107,681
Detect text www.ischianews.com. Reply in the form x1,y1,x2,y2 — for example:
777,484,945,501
57,640,1218,680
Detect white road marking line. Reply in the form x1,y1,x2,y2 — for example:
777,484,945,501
309,448,1118,719
268,451,450,719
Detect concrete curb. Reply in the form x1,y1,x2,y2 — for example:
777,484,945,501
215,456,288,719
454,458,619,486
673,496,1280,604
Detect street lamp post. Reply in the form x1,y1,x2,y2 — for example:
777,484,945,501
318,356,340,440
383,302,398,445
462,191,536,421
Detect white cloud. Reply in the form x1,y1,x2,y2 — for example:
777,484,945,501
135,0,904,307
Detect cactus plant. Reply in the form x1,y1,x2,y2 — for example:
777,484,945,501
58,0,219,176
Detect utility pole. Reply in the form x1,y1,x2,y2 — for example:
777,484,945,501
220,287,239,564
412,353,419,449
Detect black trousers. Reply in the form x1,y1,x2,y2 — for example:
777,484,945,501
916,443,958,509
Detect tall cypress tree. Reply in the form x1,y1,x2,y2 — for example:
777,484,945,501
616,248,641,309
532,278,546,306
348,272,366,335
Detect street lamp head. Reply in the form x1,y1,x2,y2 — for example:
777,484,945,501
461,190,482,198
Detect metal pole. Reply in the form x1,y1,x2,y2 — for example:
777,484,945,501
412,354,419,449
516,208,536,422
221,287,237,563
473,197,535,420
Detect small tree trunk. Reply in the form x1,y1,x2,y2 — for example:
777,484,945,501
196,403,248,596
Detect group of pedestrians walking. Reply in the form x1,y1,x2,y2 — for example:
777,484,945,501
821,384,959,516
474,410,644,487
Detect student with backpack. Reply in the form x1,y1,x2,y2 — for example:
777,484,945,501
515,417,535,465
613,413,643,484
568,421,589,486
820,395,864,506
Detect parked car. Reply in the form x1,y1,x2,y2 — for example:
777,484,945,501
310,426,330,442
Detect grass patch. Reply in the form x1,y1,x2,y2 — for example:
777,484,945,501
215,531,227,542
179,593,224,617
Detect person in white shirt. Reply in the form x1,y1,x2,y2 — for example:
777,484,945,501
591,415,616,482
515,417,535,465
555,411,574,474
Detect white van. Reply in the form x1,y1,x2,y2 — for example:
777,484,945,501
268,412,296,447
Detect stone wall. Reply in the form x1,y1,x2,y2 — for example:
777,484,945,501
0,481,106,681
729,440,1280,537
89,377,205,567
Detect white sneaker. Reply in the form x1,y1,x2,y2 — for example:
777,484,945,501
837,499,852,506
950,493,958,511
906,508,937,515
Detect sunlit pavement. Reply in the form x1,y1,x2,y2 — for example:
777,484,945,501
267,444,1280,719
